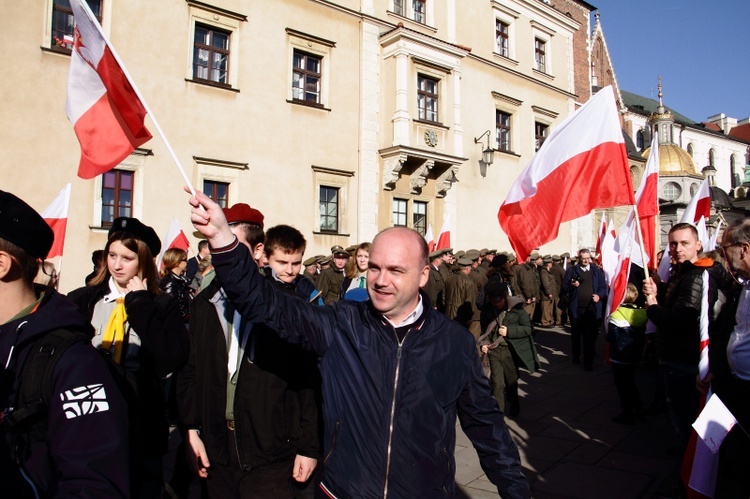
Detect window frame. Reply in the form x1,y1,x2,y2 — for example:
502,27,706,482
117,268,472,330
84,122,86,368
534,38,546,73
534,122,549,151
203,179,230,208
412,0,426,24
186,2,244,90
192,24,231,87
496,110,512,152
392,198,408,227
100,169,134,228
412,200,427,236
292,49,323,106
319,185,340,234
49,0,103,53
287,29,335,110
496,19,510,58
417,74,440,123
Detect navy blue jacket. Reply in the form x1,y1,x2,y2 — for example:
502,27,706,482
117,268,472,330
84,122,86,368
212,240,529,499
561,264,608,319
0,290,129,498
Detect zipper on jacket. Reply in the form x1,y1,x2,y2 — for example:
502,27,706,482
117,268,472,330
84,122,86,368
323,420,340,465
383,329,408,498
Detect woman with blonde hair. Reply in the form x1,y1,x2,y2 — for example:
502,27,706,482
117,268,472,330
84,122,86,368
342,242,371,301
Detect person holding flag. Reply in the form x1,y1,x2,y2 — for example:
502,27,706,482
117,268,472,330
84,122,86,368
642,223,729,457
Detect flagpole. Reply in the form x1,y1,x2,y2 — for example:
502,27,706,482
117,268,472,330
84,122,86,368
74,0,196,197
632,203,650,277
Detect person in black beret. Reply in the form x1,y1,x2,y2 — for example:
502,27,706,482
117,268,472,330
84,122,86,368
68,216,189,498
0,190,130,496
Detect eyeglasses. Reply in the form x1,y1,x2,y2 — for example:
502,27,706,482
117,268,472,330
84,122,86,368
720,243,739,253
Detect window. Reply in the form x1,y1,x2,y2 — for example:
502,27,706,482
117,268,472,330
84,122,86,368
203,180,229,208
412,0,426,23
193,24,230,85
709,149,715,168
393,0,404,16
51,0,102,51
101,169,133,227
664,182,682,201
690,183,699,197
417,75,439,123
496,111,512,152
320,186,339,233
534,38,546,72
687,143,694,158
534,122,548,151
392,198,408,226
413,201,427,235
731,155,740,188
293,50,322,105
496,20,509,58
636,130,645,150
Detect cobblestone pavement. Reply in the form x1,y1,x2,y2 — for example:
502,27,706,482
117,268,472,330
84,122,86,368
455,326,684,499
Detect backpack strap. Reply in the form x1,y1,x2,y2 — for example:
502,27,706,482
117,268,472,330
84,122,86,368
2,329,88,463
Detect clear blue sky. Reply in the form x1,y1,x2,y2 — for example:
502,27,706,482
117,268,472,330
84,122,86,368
594,0,749,123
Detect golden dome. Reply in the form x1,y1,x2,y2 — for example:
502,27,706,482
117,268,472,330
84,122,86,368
642,145,697,176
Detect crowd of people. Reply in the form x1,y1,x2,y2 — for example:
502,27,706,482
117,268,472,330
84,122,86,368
1,186,749,498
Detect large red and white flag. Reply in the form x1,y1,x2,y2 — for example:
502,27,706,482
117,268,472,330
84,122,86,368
41,183,72,259
498,86,635,261
425,224,435,252
637,134,660,269
66,0,151,179
156,218,191,268
604,208,638,323
436,215,451,250
601,218,617,283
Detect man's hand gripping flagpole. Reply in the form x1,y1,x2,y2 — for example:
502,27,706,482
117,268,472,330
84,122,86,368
186,188,235,248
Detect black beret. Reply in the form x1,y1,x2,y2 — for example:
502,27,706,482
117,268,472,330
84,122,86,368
0,190,54,259
108,217,161,256
490,254,508,268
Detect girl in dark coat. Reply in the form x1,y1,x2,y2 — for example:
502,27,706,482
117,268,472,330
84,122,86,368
158,247,192,324
68,217,189,498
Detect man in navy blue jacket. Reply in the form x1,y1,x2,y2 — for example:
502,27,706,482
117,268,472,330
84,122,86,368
188,191,529,499
562,248,607,371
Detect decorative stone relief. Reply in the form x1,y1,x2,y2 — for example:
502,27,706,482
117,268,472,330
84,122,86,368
410,159,434,194
436,165,459,198
382,154,407,190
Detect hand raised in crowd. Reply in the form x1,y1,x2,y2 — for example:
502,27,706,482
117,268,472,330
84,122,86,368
185,187,234,247
292,454,317,483
125,275,148,293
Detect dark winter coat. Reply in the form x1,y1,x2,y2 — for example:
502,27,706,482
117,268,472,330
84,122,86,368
0,290,129,498
176,275,321,470
211,241,530,499
68,282,189,456
561,264,608,319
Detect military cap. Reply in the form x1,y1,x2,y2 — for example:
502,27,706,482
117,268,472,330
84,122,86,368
508,252,516,261
442,248,454,254
303,256,318,266
319,256,332,265
109,217,161,256
543,256,552,264
561,252,570,259
428,249,444,260
0,190,54,259
223,203,264,229
552,254,561,261
466,249,480,260
345,245,357,255
479,248,489,256
455,250,465,258
457,258,473,267
331,245,349,256
488,249,497,254
529,251,541,260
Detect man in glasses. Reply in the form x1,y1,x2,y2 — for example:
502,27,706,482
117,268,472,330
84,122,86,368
642,223,729,456
709,218,750,497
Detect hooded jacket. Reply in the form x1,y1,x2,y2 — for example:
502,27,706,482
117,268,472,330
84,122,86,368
0,290,129,498
211,241,529,499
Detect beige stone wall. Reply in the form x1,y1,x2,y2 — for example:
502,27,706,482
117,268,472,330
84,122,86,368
3,0,595,293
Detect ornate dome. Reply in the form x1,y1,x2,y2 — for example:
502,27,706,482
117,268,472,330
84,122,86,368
642,144,698,176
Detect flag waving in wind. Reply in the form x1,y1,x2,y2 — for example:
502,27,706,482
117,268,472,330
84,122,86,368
637,134,660,270
425,224,435,252
156,218,191,269
498,86,635,261
436,215,451,250
42,183,72,259
66,0,151,179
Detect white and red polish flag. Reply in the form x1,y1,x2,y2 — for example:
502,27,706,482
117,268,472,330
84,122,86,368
604,208,638,324
424,224,435,252
595,214,607,265
637,134,660,270
156,218,191,269
41,183,72,259
436,215,451,250
66,0,151,180
498,86,635,261
600,218,617,284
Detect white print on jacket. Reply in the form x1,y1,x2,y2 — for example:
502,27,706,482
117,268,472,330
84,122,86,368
60,384,109,419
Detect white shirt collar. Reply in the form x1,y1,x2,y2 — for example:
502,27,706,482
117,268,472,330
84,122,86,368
385,295,424,328
102,277,126,303
580,265,590,272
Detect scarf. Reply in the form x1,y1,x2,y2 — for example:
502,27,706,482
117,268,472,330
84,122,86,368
102,297,127,364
